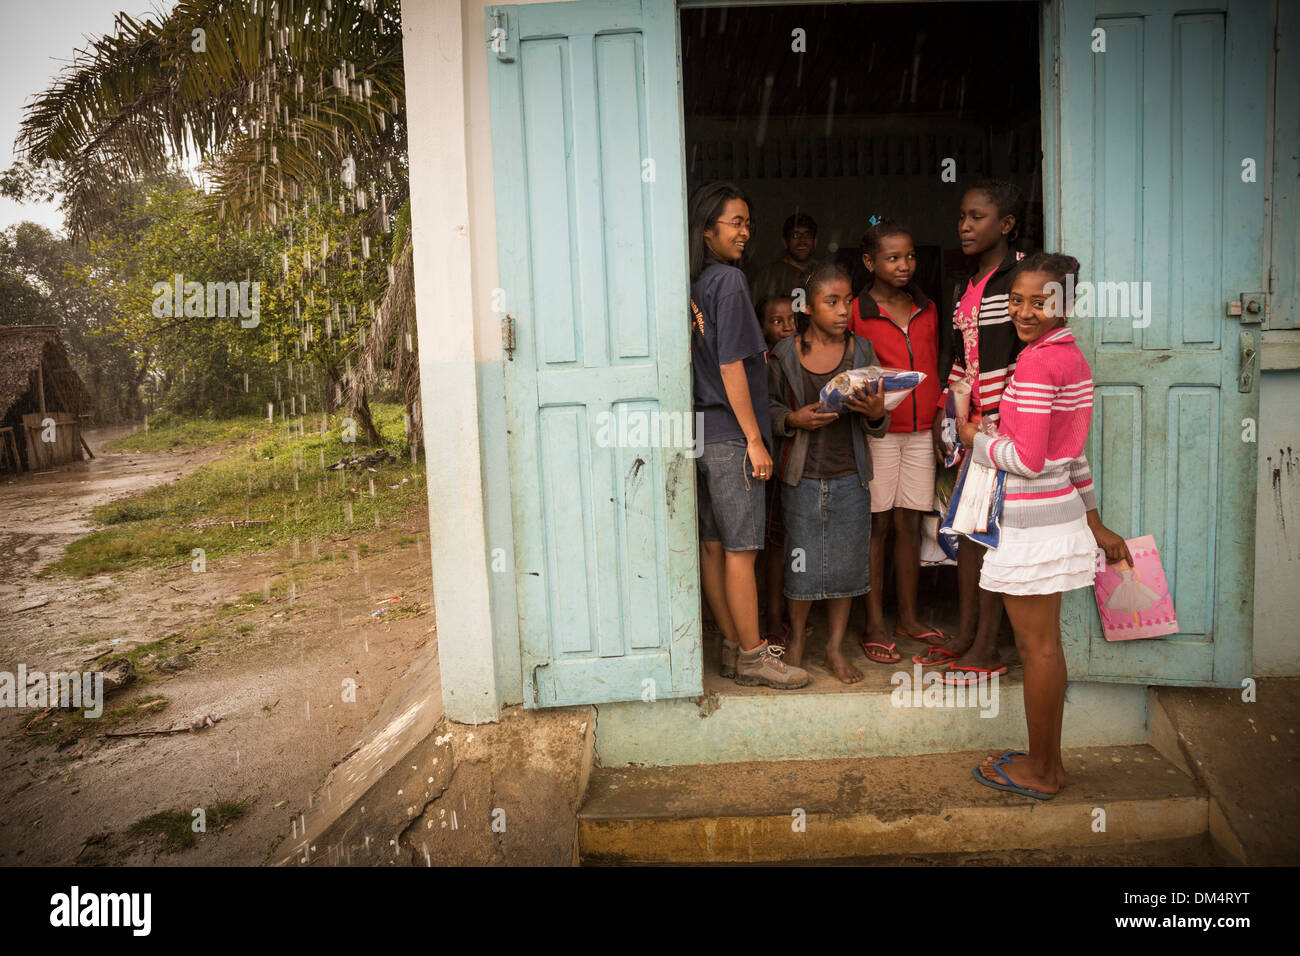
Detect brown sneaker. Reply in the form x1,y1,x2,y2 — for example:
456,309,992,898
735,641,810,689
720,640,739,678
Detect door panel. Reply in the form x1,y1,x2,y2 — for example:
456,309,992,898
486,0,700,707
1059,0,1266,685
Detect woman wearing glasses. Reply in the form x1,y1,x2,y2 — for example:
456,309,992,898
688,182,809,689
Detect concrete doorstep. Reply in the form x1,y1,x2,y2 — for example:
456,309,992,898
578,744,1209,865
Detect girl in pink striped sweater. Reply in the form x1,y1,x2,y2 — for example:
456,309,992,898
957,253,1132,800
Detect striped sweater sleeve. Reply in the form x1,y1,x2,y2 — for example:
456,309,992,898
1067,453,1099,511
973,417,1046,477
971,373,1055,477
971,342,1093,478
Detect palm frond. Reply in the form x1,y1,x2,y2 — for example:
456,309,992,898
19,0,405,239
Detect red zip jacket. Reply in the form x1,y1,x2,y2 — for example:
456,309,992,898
848,284,941,433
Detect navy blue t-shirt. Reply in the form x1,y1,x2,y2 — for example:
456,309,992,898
690,261,772,450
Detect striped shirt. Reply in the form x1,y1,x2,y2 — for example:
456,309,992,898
971,326,1098,528
940,251,1028,424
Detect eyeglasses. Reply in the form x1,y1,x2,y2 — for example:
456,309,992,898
713,217,753,231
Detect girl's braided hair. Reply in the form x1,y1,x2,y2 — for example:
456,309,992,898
1013,252,1082,318
859,217,911,260
970,180,1025,244
1013,252,1081,288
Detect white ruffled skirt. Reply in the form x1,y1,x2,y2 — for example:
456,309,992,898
979,515,1096,596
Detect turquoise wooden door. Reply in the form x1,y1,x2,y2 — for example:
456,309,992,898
1057,0,1267,686
486,0,700,707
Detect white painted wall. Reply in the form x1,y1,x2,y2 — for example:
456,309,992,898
402,0,503,722
1253,368,1300,675
401,0,574,720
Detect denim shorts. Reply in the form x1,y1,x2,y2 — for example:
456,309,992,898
697,438,765,551
781,474,871,600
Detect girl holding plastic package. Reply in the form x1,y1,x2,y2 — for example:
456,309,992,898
768,264,890,683
847,218,948,657
959,253,1131,800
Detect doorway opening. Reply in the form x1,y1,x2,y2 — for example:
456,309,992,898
681,1,1043,691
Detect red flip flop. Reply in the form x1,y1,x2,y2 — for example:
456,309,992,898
913,646,960,667
910,629,953,646
860,640,900,664
942,664,1008,686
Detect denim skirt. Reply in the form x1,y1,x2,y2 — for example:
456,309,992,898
781,474,871,600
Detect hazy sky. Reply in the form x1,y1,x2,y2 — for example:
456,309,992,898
0,0,170,234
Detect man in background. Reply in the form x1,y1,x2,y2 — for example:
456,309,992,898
749,212,821,306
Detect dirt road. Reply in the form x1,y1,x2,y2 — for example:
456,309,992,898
0,427,435,864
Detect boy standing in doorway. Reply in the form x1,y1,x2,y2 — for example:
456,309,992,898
750,213,822,305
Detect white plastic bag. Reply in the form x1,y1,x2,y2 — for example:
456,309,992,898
818,366,926,414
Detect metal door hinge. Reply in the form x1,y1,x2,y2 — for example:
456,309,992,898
502,314,515,360
1227,292,1266,324
487,10,516,62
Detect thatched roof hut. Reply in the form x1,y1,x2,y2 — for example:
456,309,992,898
0,325,94,471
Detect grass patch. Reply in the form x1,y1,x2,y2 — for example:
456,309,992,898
129,799,249,853
108,694,170,721
121,634,193,668
106,414,277,454
21,693,170,748
382,600,430,622
129,811,194,852
51,404,425,578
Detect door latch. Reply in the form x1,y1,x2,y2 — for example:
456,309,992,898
1227,292,1266,324
487,10,516,62
1239,330,1257,393
502,314,515,361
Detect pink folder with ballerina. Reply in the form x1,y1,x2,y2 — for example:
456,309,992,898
1092,534,1180,641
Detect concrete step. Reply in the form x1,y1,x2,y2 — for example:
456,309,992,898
582,835,1227,866
594,660,1150,766
578,744,1207,864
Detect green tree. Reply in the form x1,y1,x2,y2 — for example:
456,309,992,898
0,221,141,423
67,174,265,419
18,0,418,449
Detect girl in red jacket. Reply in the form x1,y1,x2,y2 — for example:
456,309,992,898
848,219,949,662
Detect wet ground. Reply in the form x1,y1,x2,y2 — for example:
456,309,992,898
0,424,215,588
0,427,435,865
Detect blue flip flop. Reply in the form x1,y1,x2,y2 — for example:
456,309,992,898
971,756,1056,800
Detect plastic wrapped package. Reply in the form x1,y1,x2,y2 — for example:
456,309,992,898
938,430,1006,558
817,366,926,414
939,378,972,468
